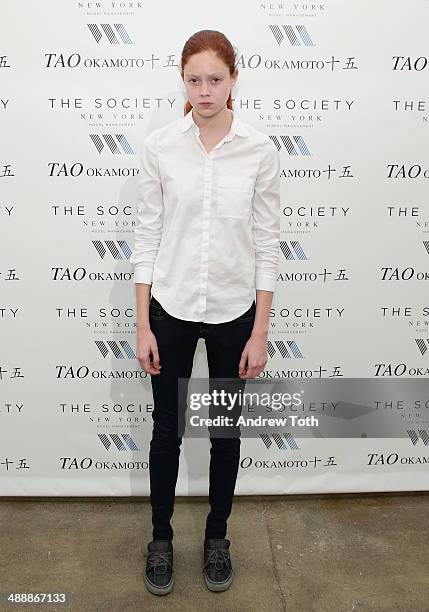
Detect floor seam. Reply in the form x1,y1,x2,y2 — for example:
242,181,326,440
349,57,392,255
262,502,288,612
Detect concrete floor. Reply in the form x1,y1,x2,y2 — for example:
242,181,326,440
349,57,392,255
1,493,428,612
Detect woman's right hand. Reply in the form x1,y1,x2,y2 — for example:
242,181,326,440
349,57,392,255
136,327,162,375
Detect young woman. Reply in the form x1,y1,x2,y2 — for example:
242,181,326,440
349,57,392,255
130,29,281,596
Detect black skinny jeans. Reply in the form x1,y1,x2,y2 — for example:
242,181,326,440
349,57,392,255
148,295,256,542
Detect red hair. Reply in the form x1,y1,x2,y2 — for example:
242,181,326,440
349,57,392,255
180,30,237,116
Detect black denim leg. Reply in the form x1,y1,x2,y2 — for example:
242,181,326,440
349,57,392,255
203,302,256,540
148,301,199,541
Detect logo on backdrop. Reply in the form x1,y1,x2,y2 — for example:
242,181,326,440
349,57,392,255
87,24,133,45
92,240,132,259
90,134,135,154
267,340,304,359
98,433,139,451
269,25,315,46
95,340,135,359
270,135,311,155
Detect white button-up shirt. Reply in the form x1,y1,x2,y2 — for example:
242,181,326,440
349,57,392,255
130,108,281,323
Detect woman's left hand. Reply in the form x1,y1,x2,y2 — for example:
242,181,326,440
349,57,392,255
238,333,267,379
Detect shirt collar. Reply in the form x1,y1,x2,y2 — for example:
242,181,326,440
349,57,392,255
181,108,249,139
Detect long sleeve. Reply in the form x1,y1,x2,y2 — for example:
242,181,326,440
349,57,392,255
129,129,164,284
252,137,281,292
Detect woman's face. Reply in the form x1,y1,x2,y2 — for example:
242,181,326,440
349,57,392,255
183,50,237,116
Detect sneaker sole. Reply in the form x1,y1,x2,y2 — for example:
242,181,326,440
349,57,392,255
203,569,234,592
144,572,174,596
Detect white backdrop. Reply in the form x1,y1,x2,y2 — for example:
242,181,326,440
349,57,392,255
1,0,429,496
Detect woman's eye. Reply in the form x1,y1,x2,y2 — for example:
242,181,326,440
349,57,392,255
188,78,221,83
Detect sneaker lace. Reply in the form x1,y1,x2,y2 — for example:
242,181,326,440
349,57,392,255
144,550,172,575
204,548,231,571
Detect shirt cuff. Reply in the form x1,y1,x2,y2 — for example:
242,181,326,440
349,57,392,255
133,266,154,284
255,272,276,292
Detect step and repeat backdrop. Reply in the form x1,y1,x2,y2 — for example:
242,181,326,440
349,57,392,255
1,0,429,496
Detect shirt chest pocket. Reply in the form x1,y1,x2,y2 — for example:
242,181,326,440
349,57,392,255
216,174,255,220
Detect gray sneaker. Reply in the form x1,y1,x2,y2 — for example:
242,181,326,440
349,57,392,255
203,538,234,591
143,540,174,595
